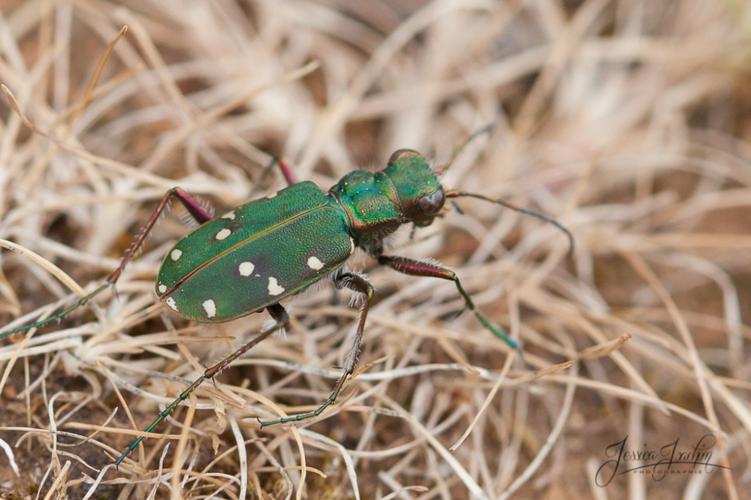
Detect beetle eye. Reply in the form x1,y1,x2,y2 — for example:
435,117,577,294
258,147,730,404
417,190,445,214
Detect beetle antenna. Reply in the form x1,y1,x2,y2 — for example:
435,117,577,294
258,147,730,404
445,191,575,255
434,122,495,175
450,200,464,215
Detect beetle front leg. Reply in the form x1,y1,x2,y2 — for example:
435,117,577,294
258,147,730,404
378,255,522,354
114,303,288,467
258,273,374,426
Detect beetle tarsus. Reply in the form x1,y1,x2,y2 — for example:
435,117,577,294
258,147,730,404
112,305,288,465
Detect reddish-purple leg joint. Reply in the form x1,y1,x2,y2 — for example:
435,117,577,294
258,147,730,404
277,159,299,186
0,187,214,340
173,187,213,224
107,187,212,285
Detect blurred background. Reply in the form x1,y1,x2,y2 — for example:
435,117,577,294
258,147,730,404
0,0,750,498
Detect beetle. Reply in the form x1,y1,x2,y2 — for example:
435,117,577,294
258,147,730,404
1,144,573,467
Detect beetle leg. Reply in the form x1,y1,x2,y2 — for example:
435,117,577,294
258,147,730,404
205,304,289,380
114,304,288,467
107,187,212,285
378,255,523,356
255,156,299,187
0,187,213,340
276,158,299,186
257,273,374,427
249,156,299,199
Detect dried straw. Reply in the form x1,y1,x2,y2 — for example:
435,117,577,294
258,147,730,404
1,1,750,498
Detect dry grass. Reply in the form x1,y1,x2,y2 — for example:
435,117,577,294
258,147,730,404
1,0,750,498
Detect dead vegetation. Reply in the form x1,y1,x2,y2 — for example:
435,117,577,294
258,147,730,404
0,0,750,498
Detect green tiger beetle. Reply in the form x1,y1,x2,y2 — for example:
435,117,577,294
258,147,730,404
0,138,573,467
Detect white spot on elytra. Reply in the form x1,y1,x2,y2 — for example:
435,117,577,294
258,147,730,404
238,261,255,276
202,299,217,318
170,249,182,261
222,211,235,220
158,283,167,294
349,238,355,254
307,256,324,270
215,228,232,240
166,297,178,311
267,277,285,296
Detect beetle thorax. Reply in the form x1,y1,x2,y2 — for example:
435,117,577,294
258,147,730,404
329,149,446,253
329,170,403,249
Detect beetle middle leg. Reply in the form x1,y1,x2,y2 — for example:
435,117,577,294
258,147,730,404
276,158,299,186
115,303,289,466
258,272,374,426
253,157,300,194
378,255,523,355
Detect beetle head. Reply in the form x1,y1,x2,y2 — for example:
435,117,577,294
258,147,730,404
384,149,445,227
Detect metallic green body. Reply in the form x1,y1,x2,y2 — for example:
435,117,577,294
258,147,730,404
156,150,444,322
157,181,353,321
4,144,552,467
329,150,444,249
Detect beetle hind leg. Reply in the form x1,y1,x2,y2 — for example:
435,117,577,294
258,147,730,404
0,187,214,340
206,304,289,380
114,304,288,467
258,273,374,427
